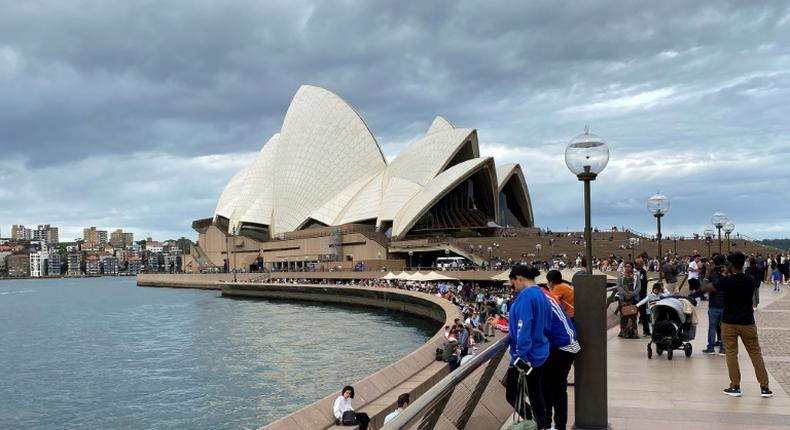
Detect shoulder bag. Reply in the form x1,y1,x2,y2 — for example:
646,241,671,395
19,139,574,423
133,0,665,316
507,371,537,430
620,303,638,317
341,410,358,426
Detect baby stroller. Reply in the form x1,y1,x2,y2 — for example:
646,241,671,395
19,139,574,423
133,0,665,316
647,297,697,360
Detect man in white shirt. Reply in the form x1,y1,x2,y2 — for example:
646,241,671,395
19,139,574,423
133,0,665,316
688,255,702,296
383,393,410,425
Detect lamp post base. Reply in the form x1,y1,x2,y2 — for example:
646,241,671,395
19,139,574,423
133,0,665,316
573,274,609,429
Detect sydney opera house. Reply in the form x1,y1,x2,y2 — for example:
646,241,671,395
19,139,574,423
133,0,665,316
191,85,534,272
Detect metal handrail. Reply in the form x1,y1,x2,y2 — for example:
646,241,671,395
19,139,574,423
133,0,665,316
382,336,510,429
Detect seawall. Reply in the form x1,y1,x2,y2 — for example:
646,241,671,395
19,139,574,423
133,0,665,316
137,274,515,429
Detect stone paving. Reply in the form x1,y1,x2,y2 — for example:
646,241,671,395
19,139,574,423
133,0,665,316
561,284,790,430
758,285,790,396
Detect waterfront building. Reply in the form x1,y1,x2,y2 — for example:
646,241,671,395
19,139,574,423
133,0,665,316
192,85,534,272
110,229,134,249
127,257,142,275
29,248,49,277
47,252,62,276
0,250,11,273
102,257,119,276
83,227,108,246
7,253,31,277
85,254,101,276
66,251,83,276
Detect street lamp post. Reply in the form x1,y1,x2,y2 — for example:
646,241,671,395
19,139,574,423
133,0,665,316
647,193,670,281
565,127,610,430
704,229,714,258
724,222,735,253
671,234,679,255
408,250,413,269
535,243,542,258
711,212,728,255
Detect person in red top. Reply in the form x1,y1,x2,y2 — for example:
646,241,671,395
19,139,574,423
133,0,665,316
547,270,575,322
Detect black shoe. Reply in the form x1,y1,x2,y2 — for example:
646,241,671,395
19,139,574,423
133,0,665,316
761,387,773,398
722,387,741,397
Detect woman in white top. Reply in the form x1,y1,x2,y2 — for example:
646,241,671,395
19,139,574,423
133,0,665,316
332,385,373,430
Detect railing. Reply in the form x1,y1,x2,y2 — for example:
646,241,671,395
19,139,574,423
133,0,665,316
383,336,509,430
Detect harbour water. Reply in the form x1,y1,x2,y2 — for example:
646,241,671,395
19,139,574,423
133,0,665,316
0,277,436,429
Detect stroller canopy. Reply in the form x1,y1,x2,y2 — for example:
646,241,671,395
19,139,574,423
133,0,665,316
653,297,686,322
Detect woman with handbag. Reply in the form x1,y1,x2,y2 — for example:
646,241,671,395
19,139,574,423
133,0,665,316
333,385,374,430
616,262,640,339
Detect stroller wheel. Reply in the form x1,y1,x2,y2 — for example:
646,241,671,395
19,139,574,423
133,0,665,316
667,349,673,360
657,346,663,355
647,344,653,359
684,343,693,357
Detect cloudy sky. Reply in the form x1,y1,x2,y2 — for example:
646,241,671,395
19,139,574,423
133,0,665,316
1,0,789,242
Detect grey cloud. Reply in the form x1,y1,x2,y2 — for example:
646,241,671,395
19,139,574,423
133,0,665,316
0,0,789,239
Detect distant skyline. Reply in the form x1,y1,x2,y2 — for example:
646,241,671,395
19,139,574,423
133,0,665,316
1,1,788,241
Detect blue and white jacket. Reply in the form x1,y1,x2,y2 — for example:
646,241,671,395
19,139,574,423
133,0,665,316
540,288,581,354
508,286,551,367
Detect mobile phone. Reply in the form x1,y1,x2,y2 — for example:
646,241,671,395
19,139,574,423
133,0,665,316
513,357,533,375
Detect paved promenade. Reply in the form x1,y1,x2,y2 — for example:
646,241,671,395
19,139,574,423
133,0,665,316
563,285,790,429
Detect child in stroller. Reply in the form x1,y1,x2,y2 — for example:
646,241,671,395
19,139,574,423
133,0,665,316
647,294,697,360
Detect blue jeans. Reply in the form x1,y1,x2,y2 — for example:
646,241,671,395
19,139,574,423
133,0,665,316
707,307,724,352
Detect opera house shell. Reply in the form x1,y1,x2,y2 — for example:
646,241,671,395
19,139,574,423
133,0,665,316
212,85,533,242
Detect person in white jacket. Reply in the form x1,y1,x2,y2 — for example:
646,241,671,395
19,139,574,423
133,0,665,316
333,385,373,430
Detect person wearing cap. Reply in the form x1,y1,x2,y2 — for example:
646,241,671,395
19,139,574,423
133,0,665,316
505,264,551,429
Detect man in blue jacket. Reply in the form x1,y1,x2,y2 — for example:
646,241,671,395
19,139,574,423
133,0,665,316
506,265,551,429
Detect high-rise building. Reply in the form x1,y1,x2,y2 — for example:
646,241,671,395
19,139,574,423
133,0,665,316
110,229,134,249
11,225,32,242
34,225,59,244
83,227,108,246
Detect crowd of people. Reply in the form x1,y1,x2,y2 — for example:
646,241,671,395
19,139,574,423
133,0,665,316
271,251,789,429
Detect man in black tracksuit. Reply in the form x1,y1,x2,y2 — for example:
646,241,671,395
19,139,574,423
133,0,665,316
635,258,650,336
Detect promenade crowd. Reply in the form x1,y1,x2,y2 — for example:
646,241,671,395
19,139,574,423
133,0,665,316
251,250,790,429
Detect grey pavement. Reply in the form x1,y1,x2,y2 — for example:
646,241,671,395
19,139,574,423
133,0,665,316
501,284,790,429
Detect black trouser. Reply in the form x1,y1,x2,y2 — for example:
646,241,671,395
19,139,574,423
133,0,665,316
542,349,576,430
506,365,546,429
688,278,700,293
354,412,370,430
638,301,651,335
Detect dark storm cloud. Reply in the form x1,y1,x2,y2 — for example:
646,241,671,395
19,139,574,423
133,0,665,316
1,0,789,240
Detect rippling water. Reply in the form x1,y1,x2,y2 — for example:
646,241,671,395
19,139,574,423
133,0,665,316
0,277,436,429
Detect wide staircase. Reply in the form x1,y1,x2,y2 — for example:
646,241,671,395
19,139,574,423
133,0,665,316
190,244,218,270
449,228,782,266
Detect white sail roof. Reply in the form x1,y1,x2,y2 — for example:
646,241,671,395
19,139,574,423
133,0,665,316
272,85,387,235
391,157,496,238
211,85,533,239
